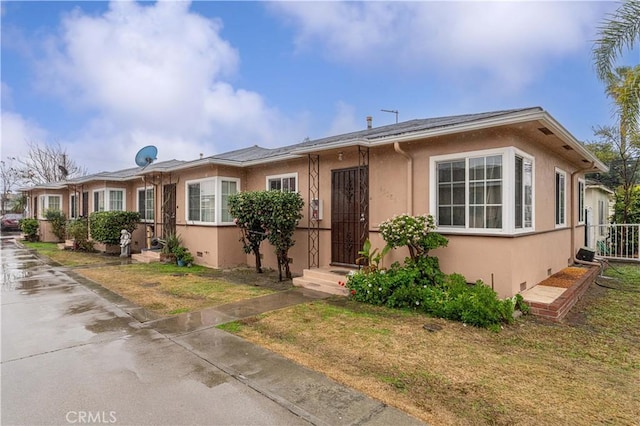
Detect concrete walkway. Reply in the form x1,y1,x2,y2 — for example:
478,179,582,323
1,237,424,425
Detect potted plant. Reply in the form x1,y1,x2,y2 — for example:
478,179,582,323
159,233,181,263
173,246,194,267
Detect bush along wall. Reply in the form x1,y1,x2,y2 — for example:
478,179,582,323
347,214,526,331
89,211,140,245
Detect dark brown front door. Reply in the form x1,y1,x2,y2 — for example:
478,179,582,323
163,183,176,237
331,167,368,265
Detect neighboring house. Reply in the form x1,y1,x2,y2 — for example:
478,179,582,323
21,107,607,297
584,181,614,248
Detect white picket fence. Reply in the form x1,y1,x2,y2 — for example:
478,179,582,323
585,224,640,261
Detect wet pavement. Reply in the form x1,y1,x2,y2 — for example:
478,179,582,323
1,237,424,425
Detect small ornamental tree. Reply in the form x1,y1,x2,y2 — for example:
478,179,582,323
264,191,304,281
89,211,140,245
379,214,448,261
228,191,270,273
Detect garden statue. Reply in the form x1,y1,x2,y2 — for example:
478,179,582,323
120,229,132,257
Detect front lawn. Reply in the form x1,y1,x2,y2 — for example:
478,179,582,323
22,242,287,316
219,265,640,425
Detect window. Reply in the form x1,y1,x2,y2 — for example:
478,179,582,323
82,192,89,217
437,160,465,226
221,180,237,223
435,154,503,229
555,169,566,227
431,147,535,234
578,179,585,224
94,191,104,212
186,177,239,224
137,188,154,221
267,173,298,192
515,155,533,229
38,195,62,219
93,189,125,212
70,194,78,219
469,155,502,228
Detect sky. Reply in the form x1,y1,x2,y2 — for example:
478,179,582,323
1,1,638,175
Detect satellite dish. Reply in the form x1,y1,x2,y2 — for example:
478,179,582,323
135,145,158,168
58,165,69,179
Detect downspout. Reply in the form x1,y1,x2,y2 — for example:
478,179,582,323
394,142,413,215
571,162,600,267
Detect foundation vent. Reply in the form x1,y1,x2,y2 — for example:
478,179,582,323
197,251,203,257
520,281,527,291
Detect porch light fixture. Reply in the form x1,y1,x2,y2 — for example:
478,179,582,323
338,152,343,161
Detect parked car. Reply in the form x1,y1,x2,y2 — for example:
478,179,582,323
1,213,24,232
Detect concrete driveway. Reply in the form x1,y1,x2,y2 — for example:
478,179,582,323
1,237,423,426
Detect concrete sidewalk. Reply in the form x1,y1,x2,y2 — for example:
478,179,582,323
3,237,424,425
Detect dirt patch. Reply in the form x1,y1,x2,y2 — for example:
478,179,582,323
537,266,589,288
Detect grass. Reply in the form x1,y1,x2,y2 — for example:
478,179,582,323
221,265,640,425
22,241,110,267
23,242,285,316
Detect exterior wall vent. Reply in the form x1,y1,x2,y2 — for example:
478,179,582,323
538,127,553,136
562,145,573,151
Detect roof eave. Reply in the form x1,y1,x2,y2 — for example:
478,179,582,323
539,115,609,173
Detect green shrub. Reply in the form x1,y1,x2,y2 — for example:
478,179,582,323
89,211,140,245
66,218,94,251
44,210,67,241
20,218,39,242
173,245,194,265
347,267,517,330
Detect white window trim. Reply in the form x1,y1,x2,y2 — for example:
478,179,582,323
92,188,126,212
555,168,567,228
429,147,535,235
136,187,155,223
38,194,62,219
577,178,585,225
184,176,240,225
266,172,298,192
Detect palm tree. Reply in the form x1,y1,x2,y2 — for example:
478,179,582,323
593,1,640,134
606,66,640,139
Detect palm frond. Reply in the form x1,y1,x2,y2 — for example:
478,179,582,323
593,1,640,81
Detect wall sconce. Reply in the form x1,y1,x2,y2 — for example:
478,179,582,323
338,152,343,161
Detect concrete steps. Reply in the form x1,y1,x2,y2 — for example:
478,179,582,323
293,267,355,296
131,249,162,264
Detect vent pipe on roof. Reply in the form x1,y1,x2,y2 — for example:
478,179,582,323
366,116,372,129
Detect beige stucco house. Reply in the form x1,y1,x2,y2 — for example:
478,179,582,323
584,181,614,248
22,107,607,297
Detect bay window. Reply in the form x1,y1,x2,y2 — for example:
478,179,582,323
186,177,239,224
431,147,535,234
38,194,62,219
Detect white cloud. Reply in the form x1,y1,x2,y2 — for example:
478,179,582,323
271,1,607,91
0,110,48,161
35,0,304,172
